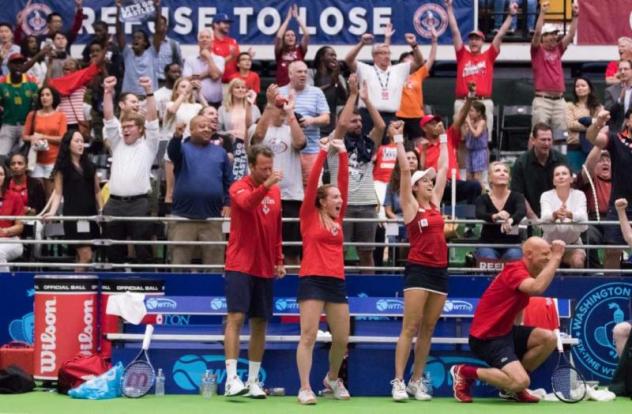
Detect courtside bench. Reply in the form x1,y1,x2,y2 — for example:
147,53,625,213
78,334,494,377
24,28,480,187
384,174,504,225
107,295,579,345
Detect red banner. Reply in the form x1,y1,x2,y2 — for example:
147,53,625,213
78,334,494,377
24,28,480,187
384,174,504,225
577,0,632,45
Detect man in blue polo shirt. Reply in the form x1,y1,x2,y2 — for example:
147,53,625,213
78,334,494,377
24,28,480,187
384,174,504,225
168,115,233,265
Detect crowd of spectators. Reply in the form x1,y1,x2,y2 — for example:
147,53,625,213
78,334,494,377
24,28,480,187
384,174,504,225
0,0,628,273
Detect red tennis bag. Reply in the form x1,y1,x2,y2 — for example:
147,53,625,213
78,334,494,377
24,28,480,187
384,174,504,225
57,354,110,394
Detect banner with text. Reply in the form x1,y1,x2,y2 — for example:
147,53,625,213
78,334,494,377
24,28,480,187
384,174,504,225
577,0,632,45
3,0,474,45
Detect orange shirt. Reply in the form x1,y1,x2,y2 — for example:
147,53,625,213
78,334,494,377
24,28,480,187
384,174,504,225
396,65,429,119
23,110,67,165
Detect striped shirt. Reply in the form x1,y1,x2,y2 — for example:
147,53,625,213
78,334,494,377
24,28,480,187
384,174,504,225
328,142,377,206
278,85,329,154
58,87,86,125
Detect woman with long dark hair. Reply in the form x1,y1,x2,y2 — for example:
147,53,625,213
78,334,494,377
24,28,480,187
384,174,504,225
296,137,349,405
275,4,309,87
22,86,67,196
391,120,449,401
309,46,347,137
566,76,603,171
42,131,102,267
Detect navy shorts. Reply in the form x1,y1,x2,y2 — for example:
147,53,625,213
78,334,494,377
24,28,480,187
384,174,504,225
297,276,348,304
224,271,274,320
404,263,449,295
469,325,535,369
605,207,630,245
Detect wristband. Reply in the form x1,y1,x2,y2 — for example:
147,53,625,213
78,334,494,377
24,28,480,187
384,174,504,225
394,134,404,144
439,133,448,144
410,43,418,49
145,93,154,97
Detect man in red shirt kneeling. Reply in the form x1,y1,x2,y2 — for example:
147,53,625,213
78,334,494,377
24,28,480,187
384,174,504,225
450,237,565,403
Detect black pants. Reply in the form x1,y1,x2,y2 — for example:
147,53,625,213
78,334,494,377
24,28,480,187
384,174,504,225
359,108,397,144
102,197,153,263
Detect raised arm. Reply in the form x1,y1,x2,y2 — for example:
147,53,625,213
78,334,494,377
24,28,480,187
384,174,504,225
295,6,310,53
284,93,306,150
139,76,157,122
586,110,611,148
519,240,565,295
394,123,417,224
426,28,439,71
345,34,373,73
275,6,293,56
531,1,549,48
432,130,449,204
615,199,632,247
581,145,602,182
492,2,518,51
330,139,349,219
332,73,360,141
405,33,424,73
452,95,474,129
445,0,463,51
252,84,277,144
115,0,126,51
152,0,165,53
102,76,117,121
301,146,328,218
561,2,579,49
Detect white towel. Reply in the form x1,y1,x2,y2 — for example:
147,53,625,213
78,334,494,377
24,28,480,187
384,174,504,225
105,292,147,325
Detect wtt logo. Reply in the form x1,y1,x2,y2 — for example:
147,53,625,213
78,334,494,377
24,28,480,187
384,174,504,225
571,282,632,380
376,299,404,312
146,298,177,311
275,298,299,312
172,355,267,392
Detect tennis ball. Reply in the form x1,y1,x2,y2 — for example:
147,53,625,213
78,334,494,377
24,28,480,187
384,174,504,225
172,354,207,391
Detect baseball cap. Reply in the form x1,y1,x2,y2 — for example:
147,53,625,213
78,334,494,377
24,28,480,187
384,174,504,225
541,24,559,35
213,13,233,24
411,168,437,185
8,53,26,63
419,114,442,128
467,30,485,39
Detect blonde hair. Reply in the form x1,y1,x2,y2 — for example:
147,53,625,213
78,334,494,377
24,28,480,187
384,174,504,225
222,78,247,111
488,161,510,187
170,77,195,103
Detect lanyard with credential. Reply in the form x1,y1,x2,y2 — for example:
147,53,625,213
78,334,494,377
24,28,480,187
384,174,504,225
374,65,391,100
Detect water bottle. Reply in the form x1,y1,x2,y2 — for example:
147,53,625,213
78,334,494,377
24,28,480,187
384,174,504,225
155,368,165,396
208,373,217,397
200,370,212,399
423,372,433,397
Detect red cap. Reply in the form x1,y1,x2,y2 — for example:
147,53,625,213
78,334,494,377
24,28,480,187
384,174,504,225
419,114,442,128
8,53,26,63
467,30,485,39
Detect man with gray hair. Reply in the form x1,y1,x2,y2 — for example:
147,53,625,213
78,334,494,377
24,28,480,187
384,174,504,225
345,29,423,135
278,61,330,185
183,29,225,107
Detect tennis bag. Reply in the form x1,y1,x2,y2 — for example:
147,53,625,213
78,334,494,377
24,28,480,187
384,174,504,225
610,330,632,397
57,354,110,395
0,365,35,394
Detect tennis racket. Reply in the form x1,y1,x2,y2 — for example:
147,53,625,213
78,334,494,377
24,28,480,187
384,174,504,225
551,329,586,403
122,324,156,398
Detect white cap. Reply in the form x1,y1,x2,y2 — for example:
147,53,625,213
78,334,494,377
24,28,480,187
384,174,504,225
411,168,436,185
541,24,559,35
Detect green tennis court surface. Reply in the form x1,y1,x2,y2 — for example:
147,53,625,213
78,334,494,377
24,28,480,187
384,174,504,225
1,393,630,414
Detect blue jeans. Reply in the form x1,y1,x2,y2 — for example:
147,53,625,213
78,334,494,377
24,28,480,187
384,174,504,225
485,0,537,31
476,247,523,261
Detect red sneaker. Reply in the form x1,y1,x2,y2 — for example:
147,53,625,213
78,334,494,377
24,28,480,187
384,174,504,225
513,389,540,403
450,365,473,403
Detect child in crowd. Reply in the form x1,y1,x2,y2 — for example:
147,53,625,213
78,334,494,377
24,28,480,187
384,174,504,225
462,100,489,187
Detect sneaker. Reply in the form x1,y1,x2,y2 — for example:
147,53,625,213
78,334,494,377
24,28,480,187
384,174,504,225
406,378,432,401
391,378,409,401
323,376,351,400
500,389,540,403
297,389,317,405
450,365,473,403
245,380,267,399
224,375,247,397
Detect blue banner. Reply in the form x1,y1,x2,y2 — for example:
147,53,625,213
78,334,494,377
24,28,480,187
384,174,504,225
2,1,474,45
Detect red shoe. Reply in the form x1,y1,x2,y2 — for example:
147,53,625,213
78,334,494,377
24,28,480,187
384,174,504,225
450,365,473,403
500,389,541,403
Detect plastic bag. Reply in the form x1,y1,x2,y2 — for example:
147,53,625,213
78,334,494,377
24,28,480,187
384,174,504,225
68,362,123,400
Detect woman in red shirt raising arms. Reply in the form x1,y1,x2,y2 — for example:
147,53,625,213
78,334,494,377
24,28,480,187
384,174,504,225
295,136,348,405
390,120,449,401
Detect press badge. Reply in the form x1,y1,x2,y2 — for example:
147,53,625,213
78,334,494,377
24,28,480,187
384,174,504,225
222,221,231,234
420,218,428,227
77,220,90,233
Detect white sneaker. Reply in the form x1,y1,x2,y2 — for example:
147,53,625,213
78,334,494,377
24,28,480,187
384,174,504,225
297,389,317,405
245,380,267,399
406,378,432,401
391,378,409,401
323,376,351,400
224,375,247,397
